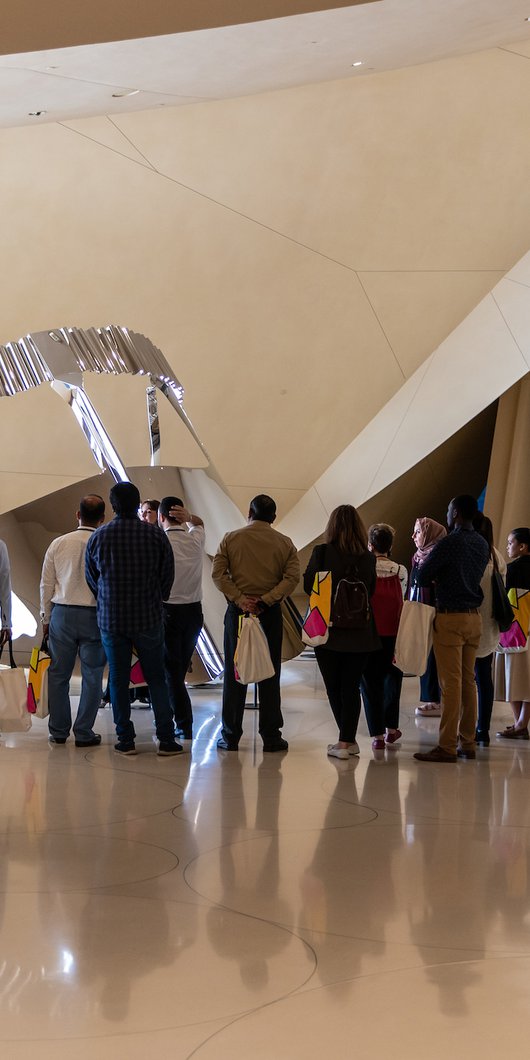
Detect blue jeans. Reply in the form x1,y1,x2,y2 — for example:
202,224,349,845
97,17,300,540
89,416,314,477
48,604,106,742
101,625,175,744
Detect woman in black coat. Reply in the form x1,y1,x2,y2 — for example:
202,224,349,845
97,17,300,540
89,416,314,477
304,505,380,760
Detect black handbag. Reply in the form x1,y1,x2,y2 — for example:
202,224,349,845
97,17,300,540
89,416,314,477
491,568,514,632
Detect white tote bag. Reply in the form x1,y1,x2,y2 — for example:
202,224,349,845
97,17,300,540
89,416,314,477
394,600,436,676
234,615,276,685
0,640,32,733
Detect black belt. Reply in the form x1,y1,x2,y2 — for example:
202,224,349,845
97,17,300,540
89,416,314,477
436,608,479,614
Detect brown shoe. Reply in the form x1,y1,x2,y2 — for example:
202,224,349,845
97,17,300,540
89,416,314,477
414,745,457,763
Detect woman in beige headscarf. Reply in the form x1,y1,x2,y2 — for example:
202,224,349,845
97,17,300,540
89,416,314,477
409,517,447,718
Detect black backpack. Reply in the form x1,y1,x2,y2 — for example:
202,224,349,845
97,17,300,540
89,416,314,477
331,565,371,629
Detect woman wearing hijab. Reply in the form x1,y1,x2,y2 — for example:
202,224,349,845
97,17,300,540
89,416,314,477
409,517,447,718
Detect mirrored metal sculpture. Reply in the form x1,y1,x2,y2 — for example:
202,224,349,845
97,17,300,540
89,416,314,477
146,385,161,467
0,324,223,680
0,324,208,471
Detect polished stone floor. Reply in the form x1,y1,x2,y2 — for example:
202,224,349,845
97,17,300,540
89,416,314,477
1,660,529,1058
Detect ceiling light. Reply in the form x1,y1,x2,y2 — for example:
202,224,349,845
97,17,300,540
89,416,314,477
352,61,363,67
28,110,46,116
111,89,140,98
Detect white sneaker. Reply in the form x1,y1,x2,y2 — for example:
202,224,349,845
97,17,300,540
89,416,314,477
347,741,360,755
327,744,350,760
415,704,441,717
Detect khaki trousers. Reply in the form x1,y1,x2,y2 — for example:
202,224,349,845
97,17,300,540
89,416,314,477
432,612,482,755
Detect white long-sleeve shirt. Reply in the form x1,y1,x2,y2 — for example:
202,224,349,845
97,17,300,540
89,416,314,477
375,556,408,598
165,524,205,604
0,540,12,628
40,526,98,622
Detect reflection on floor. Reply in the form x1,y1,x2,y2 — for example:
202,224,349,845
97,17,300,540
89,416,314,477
0,661,529,1058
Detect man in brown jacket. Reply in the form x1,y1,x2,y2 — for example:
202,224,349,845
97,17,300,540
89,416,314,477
212,494,300,752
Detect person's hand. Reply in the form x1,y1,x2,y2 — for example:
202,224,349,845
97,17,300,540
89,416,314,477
239,595,261,614
0,627,12,647
169,505,191,524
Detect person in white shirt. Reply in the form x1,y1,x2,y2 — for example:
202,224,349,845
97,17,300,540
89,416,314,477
0,539,12,647
360,523,408,747
158,496,205,741
40,495,106,746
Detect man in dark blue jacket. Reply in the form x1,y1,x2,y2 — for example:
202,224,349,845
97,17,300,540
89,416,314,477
86,481,181,756
414,494,489,763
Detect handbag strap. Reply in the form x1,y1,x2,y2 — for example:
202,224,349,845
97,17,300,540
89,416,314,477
0,637,17,669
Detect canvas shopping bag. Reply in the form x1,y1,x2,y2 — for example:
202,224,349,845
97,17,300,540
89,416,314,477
302,569,332,646
27,637,51,718
35,667,50,720
234,615,276,685
394,600,435,676
0,639,32,733
130,648,146,686
497,588,530,653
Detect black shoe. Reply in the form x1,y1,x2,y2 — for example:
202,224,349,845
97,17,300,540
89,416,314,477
263,738,289,753
114,741,137,756
157,741,183,756
48,736,67,744
176,730,192,741
475,730,490,746
75,735,102,747
217,737,239,751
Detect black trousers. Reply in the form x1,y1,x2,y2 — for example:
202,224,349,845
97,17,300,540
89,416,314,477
315,648,368,743
361,635,403,735
163,602,203,737
475,653,494,734
221,603,284,745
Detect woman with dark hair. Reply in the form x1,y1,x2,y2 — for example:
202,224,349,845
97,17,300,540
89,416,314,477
495,527,530,739
303,505,380,758
410,517,446,718
473,513,506,745
140,499,160,524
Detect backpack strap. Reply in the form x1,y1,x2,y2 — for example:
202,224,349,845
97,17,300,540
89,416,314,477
313,542,331,573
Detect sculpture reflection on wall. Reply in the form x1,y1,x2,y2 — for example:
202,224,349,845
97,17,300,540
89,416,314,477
0,325,223,677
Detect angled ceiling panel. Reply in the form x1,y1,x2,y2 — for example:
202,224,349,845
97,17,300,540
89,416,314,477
277,250,530,549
